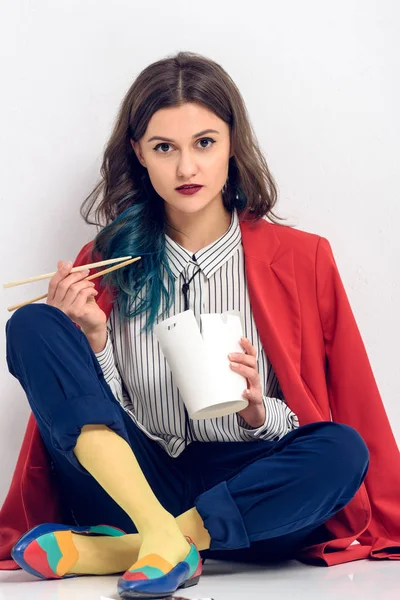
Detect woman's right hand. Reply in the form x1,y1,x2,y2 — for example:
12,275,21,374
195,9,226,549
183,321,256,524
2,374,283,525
47,260,107,335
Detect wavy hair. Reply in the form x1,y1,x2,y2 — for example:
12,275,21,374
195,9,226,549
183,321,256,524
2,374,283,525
80,50,285,333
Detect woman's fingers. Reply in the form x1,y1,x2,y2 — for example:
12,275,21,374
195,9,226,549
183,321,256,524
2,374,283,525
51,262,92,305
229,361,260,385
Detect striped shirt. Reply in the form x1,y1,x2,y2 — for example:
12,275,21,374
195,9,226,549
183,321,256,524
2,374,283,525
95,208,299,458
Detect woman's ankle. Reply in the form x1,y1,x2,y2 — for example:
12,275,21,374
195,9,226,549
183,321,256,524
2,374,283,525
135,512,180,537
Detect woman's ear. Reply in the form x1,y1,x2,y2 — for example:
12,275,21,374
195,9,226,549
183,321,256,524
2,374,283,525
130,139,146,168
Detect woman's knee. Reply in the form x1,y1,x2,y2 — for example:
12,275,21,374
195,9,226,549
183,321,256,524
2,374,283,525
5,304,84,381
314,422,370,483
6,305,44,374
6,304,74,347
8,304,47,338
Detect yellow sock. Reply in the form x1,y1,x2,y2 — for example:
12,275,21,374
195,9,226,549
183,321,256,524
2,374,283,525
72,424,190,573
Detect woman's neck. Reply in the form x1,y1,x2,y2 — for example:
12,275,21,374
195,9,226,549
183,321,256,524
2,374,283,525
165,200,232,254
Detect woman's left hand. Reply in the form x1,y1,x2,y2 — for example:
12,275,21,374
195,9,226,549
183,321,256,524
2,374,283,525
228,337,266,428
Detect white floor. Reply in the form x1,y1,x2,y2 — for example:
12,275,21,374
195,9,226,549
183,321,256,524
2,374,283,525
1,558,399,600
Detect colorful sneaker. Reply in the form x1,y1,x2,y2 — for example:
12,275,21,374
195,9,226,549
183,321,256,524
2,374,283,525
11,523,126,579
117,535,202,599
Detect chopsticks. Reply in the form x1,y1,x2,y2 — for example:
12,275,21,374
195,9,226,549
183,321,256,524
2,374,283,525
5,256,141,313
3,256,135,288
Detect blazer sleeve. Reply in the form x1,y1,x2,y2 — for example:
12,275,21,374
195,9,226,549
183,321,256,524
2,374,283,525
315,236,400,544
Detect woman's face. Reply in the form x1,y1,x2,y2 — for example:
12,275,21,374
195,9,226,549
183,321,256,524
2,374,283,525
131,102,232,216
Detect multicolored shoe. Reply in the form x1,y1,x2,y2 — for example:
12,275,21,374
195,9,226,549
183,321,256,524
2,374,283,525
117,535,202,599
11,523,126,580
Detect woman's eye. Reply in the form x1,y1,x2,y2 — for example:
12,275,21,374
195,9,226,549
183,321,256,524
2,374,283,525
154,143,172,153
197,137,215,149
153,138,216,153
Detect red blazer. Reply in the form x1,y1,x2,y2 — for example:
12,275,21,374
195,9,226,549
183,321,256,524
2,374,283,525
1,218,399,569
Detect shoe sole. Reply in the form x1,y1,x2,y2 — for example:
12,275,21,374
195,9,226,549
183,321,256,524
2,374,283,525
119,574,200,599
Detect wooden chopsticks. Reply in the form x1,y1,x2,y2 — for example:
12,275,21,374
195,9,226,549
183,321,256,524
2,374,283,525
3,256,135,288
5,256,141,313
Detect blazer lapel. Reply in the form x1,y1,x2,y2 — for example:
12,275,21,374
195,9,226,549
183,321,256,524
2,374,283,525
240,218,302,380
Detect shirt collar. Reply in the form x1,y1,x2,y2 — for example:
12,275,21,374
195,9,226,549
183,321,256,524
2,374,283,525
165,208,242,279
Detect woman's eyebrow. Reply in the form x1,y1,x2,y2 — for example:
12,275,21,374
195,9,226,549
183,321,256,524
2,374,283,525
147,129,220,143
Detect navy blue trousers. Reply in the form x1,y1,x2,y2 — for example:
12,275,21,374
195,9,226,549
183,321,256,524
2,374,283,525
5,304,370,563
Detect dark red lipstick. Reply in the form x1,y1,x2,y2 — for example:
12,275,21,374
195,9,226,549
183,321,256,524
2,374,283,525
176,184,204,195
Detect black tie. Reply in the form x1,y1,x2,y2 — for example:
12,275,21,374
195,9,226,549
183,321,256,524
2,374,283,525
181,259,201,311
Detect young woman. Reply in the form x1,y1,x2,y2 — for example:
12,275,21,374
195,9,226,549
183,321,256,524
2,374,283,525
4,51,400,599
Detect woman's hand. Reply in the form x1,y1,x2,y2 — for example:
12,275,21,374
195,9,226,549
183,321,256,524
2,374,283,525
228,337,266,428
47,260,107,336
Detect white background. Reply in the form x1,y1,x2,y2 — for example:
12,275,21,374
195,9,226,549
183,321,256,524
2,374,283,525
0,0,398,506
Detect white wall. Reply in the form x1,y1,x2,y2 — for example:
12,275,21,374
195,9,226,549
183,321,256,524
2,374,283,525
1,0,399,505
